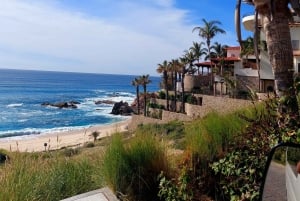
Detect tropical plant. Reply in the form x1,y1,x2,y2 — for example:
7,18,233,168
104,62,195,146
131,77,141,114
211,42,228,76
90,131,100,143
189,41,207,64
139,74,152,116
157,60,170,111
192,19,226,67
169,59,182,112
179,57,188,113
240,36,255,59
193,19,226,93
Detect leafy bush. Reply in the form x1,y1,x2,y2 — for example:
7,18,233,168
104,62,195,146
158,91,166,99
158,167,193,201
186,95,197,105
102,133,170,201
211,103,277,200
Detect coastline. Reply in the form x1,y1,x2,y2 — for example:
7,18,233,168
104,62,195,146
0,118,131,152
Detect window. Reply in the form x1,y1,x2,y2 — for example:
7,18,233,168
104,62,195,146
292,40,299,50
298,63,300,73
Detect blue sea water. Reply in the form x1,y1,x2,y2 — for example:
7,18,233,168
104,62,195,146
0,69,160,139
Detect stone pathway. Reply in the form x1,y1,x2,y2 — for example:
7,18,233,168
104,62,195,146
263,162,287,201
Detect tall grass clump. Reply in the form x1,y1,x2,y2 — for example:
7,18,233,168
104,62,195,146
185,111,247,160
0,150,104,201
178,111,249,198
102,132,170,201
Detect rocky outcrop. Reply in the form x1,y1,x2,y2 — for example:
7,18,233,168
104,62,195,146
111,101,133,116
41,101,80,109
95,100,116,105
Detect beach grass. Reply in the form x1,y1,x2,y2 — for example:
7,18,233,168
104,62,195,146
0,147,104,201
102,132,171,201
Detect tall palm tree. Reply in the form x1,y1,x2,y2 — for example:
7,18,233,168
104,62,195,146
179,57,188,113
235,0,300,134
235,0,298,113
131,77,141,114
157,60,170,111
211,42,228,75
190,42,207,75
239,36,261,91
139,74,151,116
193,19,226,93
189,42,207,63
183,49,197,74
169,59,181,112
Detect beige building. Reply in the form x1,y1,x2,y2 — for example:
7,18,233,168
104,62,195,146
242,12,300,92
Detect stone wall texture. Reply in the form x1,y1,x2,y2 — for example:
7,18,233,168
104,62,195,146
128,95,253,131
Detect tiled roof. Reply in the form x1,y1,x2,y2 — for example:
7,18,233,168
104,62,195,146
226,46,240,50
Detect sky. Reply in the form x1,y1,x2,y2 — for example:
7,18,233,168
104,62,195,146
0,0,253,76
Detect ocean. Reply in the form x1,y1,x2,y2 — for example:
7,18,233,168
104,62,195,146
0,69,160,139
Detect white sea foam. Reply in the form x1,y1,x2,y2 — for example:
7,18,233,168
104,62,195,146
6,103,23,108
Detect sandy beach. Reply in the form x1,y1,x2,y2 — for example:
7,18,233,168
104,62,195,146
0,118,131,152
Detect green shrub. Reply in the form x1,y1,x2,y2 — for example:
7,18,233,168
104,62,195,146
158,91,166,99
102,133,170,201
63,147,80,157
211,103,278,200
84,142,95,148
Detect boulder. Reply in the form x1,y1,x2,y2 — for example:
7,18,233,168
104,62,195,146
41,101,79,109
95,100,116,105
111,101,133,115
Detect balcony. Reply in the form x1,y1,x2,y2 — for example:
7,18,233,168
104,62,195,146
242,13,255,31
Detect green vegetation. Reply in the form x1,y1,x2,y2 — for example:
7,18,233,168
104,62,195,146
0,148,104,201
102,133,170,201
1,97,299,200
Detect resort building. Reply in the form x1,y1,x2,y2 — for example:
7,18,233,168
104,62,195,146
242,11,300,92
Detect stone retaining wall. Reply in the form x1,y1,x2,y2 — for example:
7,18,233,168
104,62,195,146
128,95,253,131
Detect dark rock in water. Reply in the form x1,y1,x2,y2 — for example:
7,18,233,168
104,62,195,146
111,101,133,115
69,101,80,105
95,100,116,105
0,153,9,164
41,101,80,109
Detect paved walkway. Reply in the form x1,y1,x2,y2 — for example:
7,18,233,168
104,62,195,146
263,162,287,201
61,187,118,201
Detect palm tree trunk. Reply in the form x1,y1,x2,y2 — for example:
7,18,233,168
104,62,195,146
259,0,298,116
136,87,140,115
263,10,294,97
174,71,178,112
143,86,147,116
164,72,169,111
181,72,185,113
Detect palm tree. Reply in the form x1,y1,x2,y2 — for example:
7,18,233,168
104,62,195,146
169,59,181,112
131,77,141,114
183,49,197,74
189,42,207,63
139,74,151,116
235,0,298,113
211,42,228,75
179,57,188,113
239,36,261,91
90,131,100,143
193,19,226,93
157,60,170,111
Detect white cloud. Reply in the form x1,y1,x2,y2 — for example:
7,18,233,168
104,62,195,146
0,0,210,75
